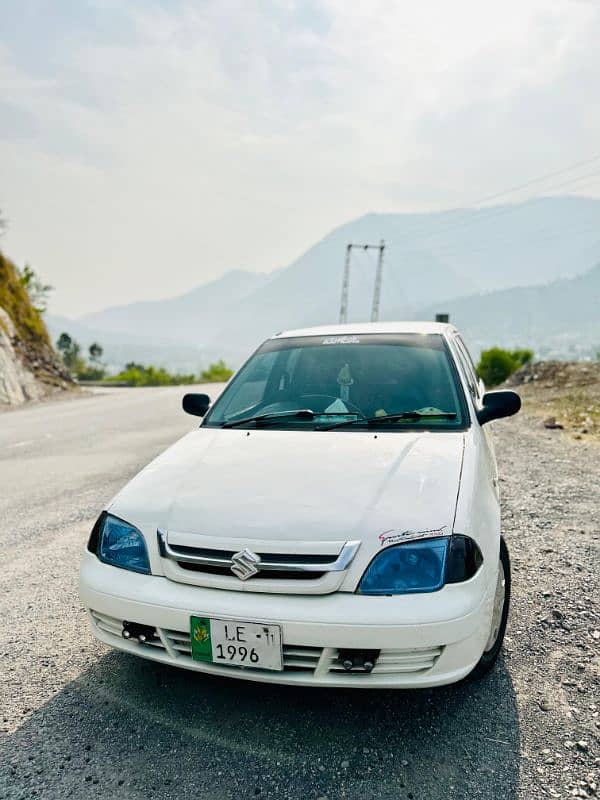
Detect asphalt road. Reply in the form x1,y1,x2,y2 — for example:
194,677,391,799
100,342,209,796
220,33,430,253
1,388,597,800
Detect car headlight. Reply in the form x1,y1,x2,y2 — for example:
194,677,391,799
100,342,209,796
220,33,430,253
358,535,482,595
87,512,151,574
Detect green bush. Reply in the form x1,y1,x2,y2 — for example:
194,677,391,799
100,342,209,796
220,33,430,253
510,349,534,368
477,347,533,387
200,360,233,382
76,365,106,381
108,364,197,387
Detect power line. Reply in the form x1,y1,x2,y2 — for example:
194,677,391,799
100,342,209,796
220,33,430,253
465,152,600,208
381,153,600,253
431,220,600,263
396,166,600,253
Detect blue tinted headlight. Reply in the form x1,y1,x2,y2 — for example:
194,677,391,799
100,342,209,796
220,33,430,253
359,538,449,595
97,514,150,574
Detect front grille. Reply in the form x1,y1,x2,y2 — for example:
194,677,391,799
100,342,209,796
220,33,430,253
156,531,361,592
171,545,338,566
90,611,443,679
178,562,326,580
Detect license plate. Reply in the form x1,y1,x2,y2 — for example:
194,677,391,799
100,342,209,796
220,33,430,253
190,616,283,671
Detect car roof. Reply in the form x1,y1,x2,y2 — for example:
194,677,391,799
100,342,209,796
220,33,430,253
271,321,458,339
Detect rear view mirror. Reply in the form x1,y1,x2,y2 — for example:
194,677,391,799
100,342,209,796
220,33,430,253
182,393,211,417
476,391,521,426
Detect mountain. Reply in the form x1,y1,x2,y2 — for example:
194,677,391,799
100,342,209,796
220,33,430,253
413,263,600,359
54,196,600,367
80,270,269,343
199,196,600,360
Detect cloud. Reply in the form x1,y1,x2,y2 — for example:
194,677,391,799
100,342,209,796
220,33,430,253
1,0,599,314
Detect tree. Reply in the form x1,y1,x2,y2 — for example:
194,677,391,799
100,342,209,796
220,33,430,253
200,360,233,382
89,342,104,365
18,264,53,313
56,332,82,371
56,332,73,357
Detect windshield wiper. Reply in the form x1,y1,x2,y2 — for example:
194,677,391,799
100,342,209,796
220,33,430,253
221,409,318,428
317,410,457,431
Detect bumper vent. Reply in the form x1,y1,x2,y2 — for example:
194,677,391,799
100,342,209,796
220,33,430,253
89,611,443,680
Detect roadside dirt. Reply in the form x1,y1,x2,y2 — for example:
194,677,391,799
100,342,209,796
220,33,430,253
495,410,599,799
506,361,600,441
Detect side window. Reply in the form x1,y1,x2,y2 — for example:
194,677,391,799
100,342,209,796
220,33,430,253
456,336,480,385
451,337,480,401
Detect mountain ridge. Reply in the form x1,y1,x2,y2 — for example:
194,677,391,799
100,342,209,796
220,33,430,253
50,195,600,366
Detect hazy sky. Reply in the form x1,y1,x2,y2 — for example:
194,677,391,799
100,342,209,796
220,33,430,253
1,0,600,316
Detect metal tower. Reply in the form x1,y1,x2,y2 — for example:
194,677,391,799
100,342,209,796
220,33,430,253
338,240,386,323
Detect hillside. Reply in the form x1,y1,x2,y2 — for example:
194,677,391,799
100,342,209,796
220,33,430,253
81,270,269,342
413,263,600,359
0,251,72,405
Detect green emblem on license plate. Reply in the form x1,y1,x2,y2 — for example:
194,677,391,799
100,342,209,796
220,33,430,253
190,616,213,662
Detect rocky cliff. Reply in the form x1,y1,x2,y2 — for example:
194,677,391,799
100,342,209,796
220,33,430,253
0,250,73,406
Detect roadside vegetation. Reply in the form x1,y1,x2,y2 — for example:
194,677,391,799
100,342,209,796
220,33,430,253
198,359,233,382
476,341,600,440
0,253,51,346
55,331,233,386
109,362,197,386
477,346,533,387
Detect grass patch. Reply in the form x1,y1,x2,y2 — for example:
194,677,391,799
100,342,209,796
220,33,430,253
0,250,50,345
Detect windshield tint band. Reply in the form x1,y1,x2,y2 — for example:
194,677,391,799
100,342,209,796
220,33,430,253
258,333,447,353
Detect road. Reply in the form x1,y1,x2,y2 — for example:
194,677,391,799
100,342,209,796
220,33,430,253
1,388,598,799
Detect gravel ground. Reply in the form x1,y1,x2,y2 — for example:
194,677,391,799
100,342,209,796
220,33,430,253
0,392,598,800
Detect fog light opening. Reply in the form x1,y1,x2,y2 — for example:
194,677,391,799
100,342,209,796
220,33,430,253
122,621,158,644
338,649,381,672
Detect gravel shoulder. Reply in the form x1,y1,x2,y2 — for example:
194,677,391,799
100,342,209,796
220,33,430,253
0,392,598,800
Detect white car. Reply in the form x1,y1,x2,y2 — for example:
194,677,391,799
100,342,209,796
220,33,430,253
80,322,521,688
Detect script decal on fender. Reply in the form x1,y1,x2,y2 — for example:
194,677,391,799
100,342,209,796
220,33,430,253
378,525,448,547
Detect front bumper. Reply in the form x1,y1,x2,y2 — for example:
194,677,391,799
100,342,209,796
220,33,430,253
80,552,495,688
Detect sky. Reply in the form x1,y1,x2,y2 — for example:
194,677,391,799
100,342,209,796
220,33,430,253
1,0,600,316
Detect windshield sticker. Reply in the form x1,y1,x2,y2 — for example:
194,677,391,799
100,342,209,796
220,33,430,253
378,525,448,547
322,336,360,345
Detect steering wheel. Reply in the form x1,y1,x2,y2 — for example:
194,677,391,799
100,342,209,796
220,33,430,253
296,394,364,416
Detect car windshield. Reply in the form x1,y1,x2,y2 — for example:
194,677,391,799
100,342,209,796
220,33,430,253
204,333,468,431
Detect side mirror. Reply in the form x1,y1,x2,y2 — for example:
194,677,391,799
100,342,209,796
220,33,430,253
182,393,211,417
476,390,521,426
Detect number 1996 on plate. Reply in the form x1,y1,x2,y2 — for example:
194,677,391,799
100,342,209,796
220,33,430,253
190,616,283,671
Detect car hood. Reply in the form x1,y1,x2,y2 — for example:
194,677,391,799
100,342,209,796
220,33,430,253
110,428,465,546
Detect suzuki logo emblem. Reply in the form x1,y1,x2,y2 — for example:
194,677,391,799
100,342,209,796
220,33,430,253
230,548,261,580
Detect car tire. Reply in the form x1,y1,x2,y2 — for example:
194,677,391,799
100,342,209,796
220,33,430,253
468,536,511,680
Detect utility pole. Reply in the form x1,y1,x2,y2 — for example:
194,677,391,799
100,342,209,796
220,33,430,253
371,240,385,322
338,240,386,324
339,244,352,325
